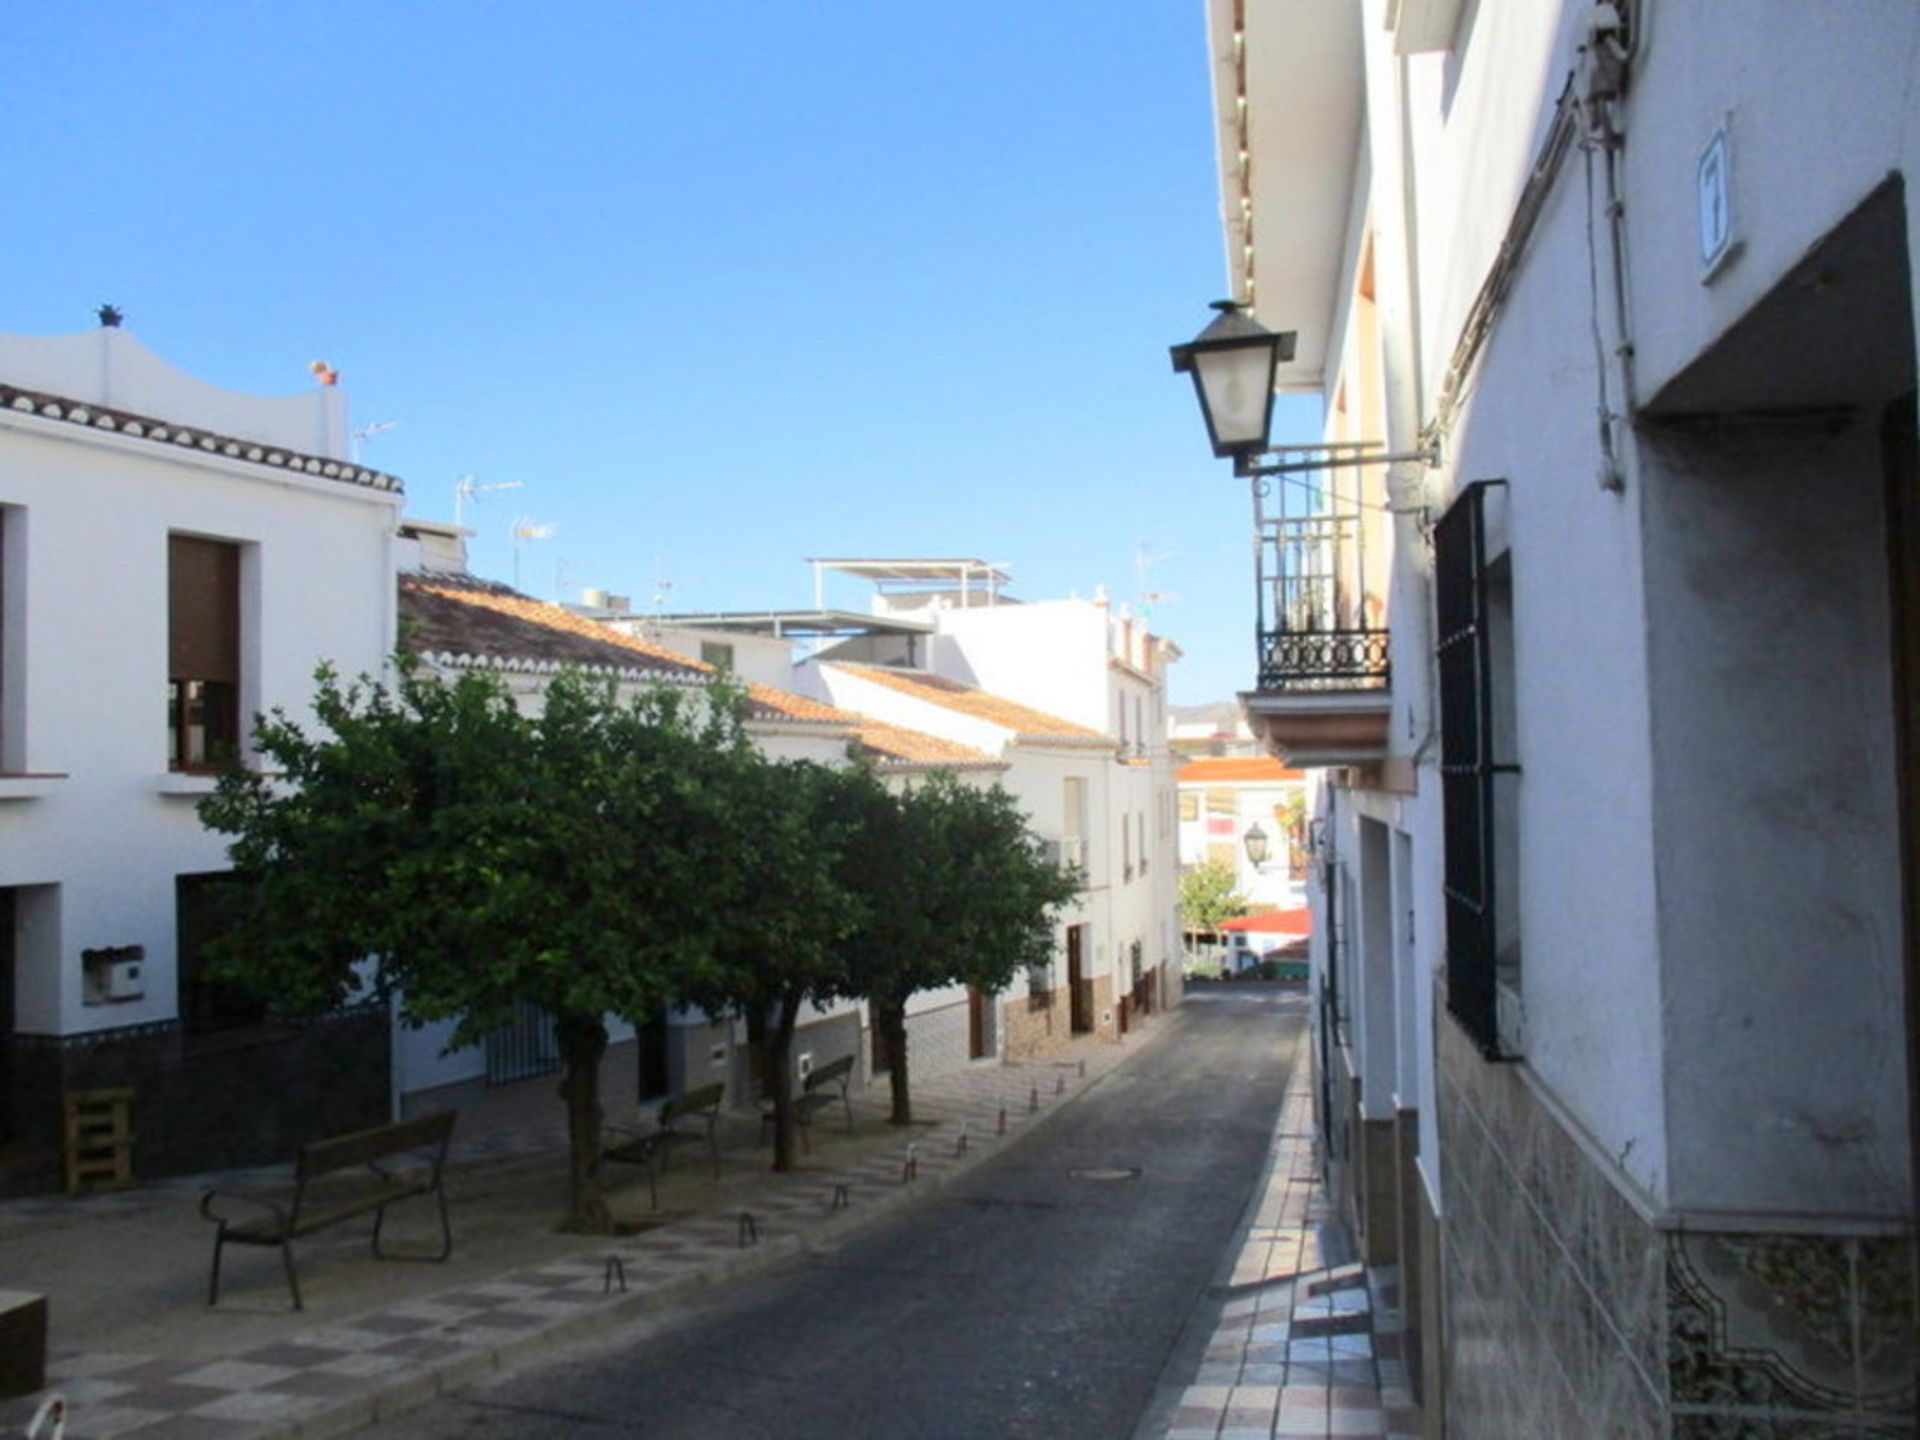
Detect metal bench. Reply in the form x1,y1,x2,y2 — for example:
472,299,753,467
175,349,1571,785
760,1053,856,1153
200,1110,455,1311
604,1080,726,1207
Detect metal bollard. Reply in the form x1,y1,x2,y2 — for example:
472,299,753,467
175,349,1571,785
903,1143,919,1183
1029,1085,1040,1113
739,1212,759,1247
997,1105,1008,1135
1079,1058,1086,1078
604,1255,627,1294
955,1124,969,1156
831,1182,850,1211
1056,1073,1066,1095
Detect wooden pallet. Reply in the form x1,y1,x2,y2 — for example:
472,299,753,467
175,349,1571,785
63,1087,134,1195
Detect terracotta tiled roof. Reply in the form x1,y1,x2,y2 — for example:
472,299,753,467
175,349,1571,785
850,720,1004,769
400,576,874,730
832,664,1110,745
744,683,856,726
0,382,403,493
1177,756,1304,783
399,574,710,679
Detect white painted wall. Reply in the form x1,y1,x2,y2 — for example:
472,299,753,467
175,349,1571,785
0,328,349,460
0,337,398,1039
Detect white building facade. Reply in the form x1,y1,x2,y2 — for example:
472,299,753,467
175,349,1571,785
0,326,401,1187
1194,2,1918,1434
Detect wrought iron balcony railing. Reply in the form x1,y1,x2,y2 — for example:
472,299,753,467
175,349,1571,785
1248,443,1396,693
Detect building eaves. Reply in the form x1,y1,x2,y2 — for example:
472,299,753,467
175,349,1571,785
0,382,403,494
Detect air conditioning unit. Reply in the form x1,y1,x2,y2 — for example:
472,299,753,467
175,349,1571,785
81,944,146,1005
103,960,144,1001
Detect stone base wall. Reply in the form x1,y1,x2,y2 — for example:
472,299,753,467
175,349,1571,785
1092,973,1117,1042
1357,1115,1399,1266
1436,1002,1917,1437
1393,1109,1423,1394
1003,988,1069,1062
1417,1186,1445,1440
3,1008,389,1196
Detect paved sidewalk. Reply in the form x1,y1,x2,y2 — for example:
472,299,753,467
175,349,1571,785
0,1014,1163,1440
1144,1062,1422,1440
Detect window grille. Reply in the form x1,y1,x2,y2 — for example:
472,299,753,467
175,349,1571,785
1436,480,1518,1059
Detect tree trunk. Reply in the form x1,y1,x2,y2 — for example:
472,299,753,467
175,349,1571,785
767,992,803,1173
555,1010,612,1233
878,997,912,1126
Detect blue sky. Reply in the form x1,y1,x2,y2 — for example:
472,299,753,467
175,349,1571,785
2,2,1319,704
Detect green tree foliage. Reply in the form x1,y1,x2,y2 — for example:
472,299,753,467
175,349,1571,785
836,769,1082,1127
1179,856,1249,939
198,660,754,1233
675,757,863,1174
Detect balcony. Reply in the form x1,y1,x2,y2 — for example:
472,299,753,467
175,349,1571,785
1241,444,1393,766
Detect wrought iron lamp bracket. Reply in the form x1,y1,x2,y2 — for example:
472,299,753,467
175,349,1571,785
1233,441,1440,479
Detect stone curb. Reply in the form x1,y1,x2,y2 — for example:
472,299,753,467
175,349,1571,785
245,1040,1141,1440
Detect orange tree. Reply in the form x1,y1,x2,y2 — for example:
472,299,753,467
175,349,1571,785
199,662,758,1233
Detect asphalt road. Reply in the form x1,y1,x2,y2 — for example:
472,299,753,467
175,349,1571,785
379,984,1305,1440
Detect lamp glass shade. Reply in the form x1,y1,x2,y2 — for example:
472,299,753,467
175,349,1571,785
1243,823,1271,867
1170,302,1292,459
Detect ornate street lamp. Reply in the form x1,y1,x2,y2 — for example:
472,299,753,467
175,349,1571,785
1243,822,1271,869
1168,300,1296,462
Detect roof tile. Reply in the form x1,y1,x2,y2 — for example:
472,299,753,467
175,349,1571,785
833,663,1109,743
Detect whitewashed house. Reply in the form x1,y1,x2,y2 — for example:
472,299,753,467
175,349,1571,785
0,324,401,1188
795,558,1186,1046
1174,754,1309,914
1183,1,1918,1433
393,530,1008,1114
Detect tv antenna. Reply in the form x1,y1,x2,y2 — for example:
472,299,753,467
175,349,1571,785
351,421,398,462
511,516,556,591
452,474,524,528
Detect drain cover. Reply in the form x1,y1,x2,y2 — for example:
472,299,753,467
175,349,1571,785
1071,1166,1141,1182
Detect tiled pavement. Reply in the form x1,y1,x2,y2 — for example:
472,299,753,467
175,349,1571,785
0,1034,1135,1440
1148,1068,1422,1440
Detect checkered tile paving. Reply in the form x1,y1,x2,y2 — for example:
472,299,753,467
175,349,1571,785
0,1030,1143,1438
1154,1074,1421,1440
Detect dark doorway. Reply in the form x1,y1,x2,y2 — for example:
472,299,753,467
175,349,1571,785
176,872,267,1039
0,888,13,1148
1885,388,1919,1233
636,1010,671,1102
1067,926,1091,1034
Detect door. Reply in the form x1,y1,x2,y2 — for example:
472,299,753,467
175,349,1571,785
1884,390,1919,1230
1067,925,1091,1034
0,889,13,1148
485,999,560,1086
636,1009,670,1102
968,986,990,1059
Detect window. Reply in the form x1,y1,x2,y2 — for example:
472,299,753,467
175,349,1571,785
1178,792,1200,823
699,641,735,672
1137,812,1148,873
1206,787,1235,815
1062,776,1088,868
1122,809,1132,880
167,536,241,771
1436,480,1521,1058
176,872,267,1037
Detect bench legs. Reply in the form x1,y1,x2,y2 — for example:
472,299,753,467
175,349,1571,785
208,1227,307,1312
371,1188,455,1264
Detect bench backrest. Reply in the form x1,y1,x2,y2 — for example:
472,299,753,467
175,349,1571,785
297,1110,456,1185
805,1054,855,1092
660,1081,725,1124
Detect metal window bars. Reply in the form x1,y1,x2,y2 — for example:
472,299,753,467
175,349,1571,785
1244,443,1409,692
